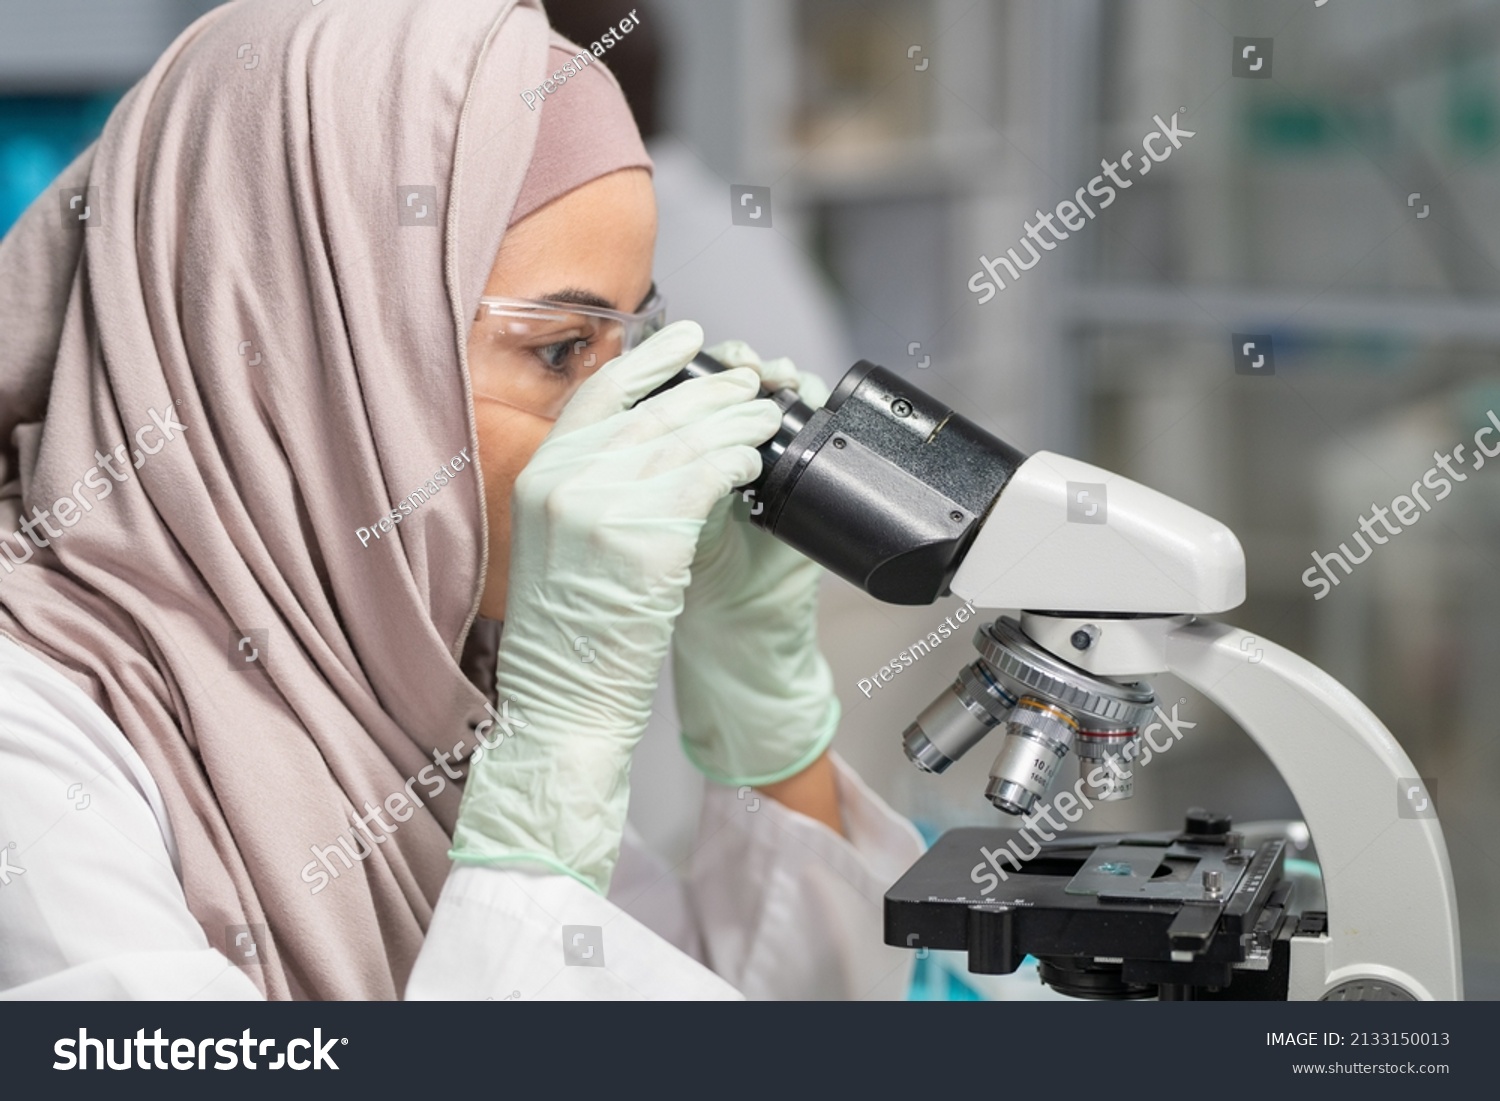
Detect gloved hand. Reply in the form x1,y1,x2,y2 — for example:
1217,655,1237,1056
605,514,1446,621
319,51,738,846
671,341,840,788
450,321,782,893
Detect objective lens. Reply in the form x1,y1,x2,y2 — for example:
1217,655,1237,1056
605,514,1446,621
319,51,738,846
902,663,1017,773
1075,732,1136,801
984,698,1080,815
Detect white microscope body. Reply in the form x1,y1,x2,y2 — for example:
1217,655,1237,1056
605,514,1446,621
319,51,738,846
944,451,1463,1001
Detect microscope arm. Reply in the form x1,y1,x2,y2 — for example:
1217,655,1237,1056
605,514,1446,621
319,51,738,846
1162,618,1462,1000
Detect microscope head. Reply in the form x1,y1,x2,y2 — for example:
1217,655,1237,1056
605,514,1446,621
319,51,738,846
655,355,1245,614
950,450,1245,616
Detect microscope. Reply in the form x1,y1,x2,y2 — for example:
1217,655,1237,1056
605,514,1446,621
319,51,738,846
663,353,1463,1001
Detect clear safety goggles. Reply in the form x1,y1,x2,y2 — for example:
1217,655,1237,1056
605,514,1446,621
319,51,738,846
468,286,666,420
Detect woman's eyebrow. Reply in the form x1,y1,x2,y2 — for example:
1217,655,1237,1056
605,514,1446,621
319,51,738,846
539,283,658,313
538,287,614,310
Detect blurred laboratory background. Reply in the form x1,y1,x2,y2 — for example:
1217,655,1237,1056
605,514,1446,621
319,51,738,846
5,0,1498,999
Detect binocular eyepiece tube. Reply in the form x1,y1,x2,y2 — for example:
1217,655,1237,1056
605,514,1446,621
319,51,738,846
648,352,1027,605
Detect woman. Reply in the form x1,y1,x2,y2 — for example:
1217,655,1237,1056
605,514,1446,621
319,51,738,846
0,0,921,1000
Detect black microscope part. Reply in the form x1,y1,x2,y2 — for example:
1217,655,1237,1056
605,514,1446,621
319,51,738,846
642,353,1028,605
883,811,1322,1000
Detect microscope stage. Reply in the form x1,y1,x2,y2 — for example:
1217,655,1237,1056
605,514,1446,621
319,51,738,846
885,817,1311,999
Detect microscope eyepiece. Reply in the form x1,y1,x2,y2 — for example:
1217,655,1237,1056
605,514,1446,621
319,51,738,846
646,352,1027,605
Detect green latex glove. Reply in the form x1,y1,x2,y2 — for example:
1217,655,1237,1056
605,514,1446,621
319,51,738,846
671,340,840,788
451,321,782,893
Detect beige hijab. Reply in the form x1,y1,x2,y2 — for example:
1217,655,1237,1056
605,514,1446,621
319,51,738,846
0,0,562,999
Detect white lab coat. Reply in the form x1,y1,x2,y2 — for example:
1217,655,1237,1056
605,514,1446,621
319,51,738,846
0,636,923,1000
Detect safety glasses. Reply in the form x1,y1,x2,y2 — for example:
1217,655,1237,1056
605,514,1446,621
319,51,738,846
468,286,666,420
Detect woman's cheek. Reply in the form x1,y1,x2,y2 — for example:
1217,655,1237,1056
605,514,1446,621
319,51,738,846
473,400,554,618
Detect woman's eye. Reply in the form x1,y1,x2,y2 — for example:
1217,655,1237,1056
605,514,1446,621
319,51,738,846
535,340,576,373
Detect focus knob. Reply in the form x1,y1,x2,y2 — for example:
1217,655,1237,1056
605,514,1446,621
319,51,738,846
1185,807,1232,836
